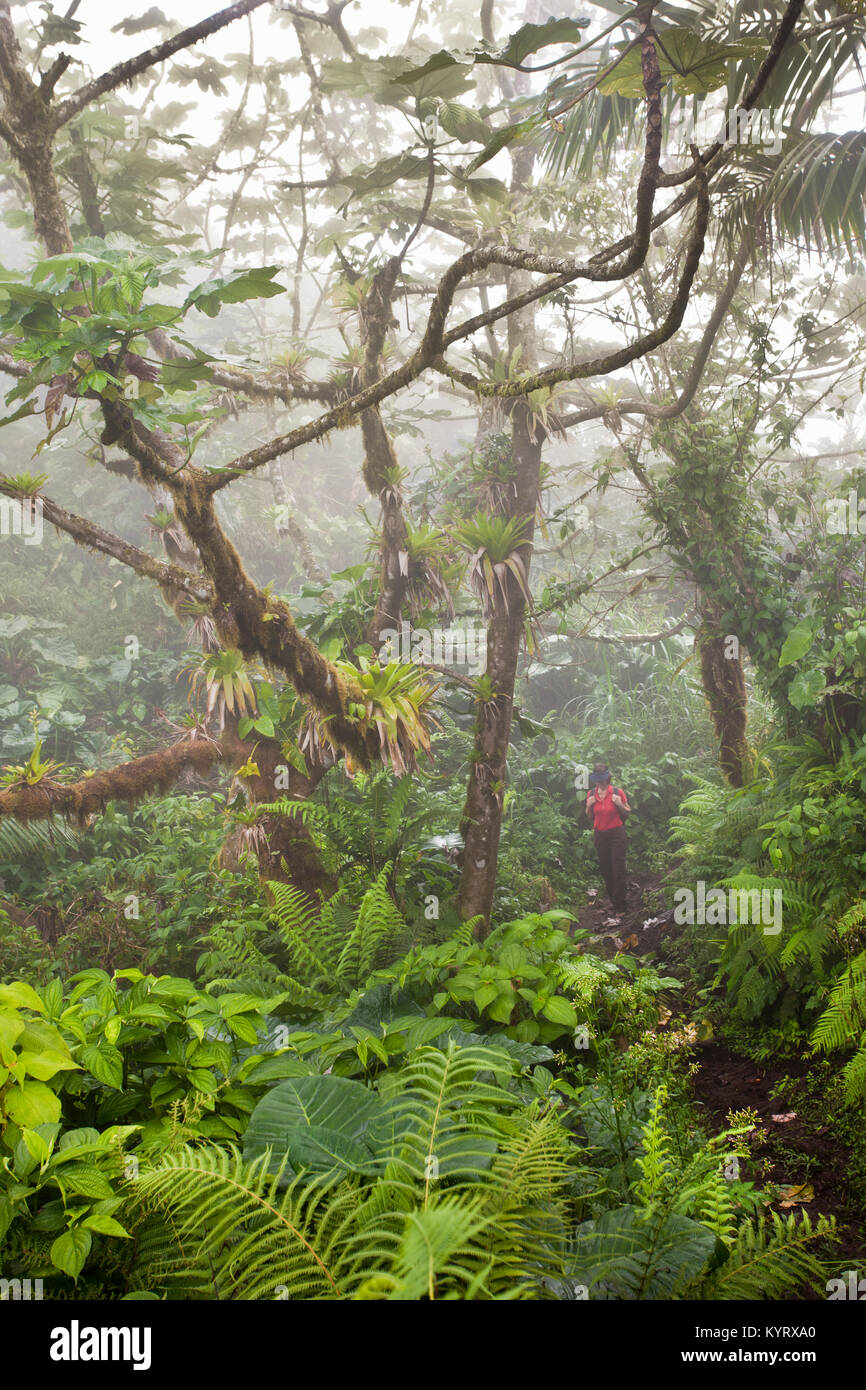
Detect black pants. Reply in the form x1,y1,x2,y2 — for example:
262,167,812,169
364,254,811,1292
594,826,627,911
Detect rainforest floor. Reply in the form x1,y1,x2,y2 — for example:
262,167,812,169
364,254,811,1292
571,871,866,1279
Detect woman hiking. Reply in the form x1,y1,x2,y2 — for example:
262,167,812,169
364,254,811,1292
585,763,631,917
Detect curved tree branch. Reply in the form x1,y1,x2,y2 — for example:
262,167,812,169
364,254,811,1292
558,227,751,429
433,153,710,397
0,738,222,823
0,472,213,600
50,0,275,129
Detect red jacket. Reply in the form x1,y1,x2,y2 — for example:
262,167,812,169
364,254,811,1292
586,785,630,831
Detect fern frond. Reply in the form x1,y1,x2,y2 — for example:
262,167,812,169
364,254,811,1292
131,1146,352,1300
697,1211,836,1301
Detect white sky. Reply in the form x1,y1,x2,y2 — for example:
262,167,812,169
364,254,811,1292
4,1,865,462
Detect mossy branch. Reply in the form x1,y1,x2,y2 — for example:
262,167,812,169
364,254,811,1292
0,738,221,824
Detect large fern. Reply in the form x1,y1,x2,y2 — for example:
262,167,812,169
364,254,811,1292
199,866,412,1007
812,906,866,1102
126,1042,576,1299
565,1087,835,1300
0,815,78,860
696,1211,835,1301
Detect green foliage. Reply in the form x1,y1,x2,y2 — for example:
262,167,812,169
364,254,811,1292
0,795,232,978
0,238,285,455
566,1086,833,1301
199,866,411,1012
671,736,866,1036
126,1039,574,1299
384,912,584,1045
456,513,533,620
334,658,438,775
1,0,862,1306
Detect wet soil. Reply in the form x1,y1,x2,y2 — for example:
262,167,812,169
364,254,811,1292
568,872,865,1273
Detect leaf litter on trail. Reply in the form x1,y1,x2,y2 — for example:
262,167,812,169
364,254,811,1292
778,1182,814,1208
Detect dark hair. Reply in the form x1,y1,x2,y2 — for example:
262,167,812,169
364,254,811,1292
589,763,612,787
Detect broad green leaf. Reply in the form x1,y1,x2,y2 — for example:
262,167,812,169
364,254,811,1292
438,101,491,144
15,1050,80,1081
20,1125,53,1163
187,1068,219,1096
386,50,473,102
226,1014,259,1046
54,1164,116,1199
82,1212,130,1238
477,17,591,69
0,1010,25,1049
541,995,578,1027
473,982,499,1012
4,1080,62,1127
787,668,826,710
103,1016,122,1044
51,1227,92,1281
57,1126,103,1151
18,1019,73,1054
244,1074,385,1175
184,266,285,318
779,621,816,667
340,153,429,197
0,1192,13,1242
239,1054,317,1084
599,30,766,99
487,990,517,1024
80,1042,124,1090
569,1205,716,1298
0,981,45,1012
464,116,540,174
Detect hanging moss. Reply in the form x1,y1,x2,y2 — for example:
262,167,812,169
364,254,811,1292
0,740,221,825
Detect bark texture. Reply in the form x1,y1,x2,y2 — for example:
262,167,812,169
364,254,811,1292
699,632,750,788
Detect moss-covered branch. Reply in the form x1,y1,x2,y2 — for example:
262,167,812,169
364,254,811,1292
0,473,212,602
0,739,221,824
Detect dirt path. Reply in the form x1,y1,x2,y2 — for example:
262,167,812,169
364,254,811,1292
569,871,865,1271
568,869,669,954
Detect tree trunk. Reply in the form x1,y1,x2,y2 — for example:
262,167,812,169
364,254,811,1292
218,714,334,900
456,80,543,934
457,409,542,933
698,631,750,787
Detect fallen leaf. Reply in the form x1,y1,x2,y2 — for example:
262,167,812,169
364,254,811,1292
779,1182,814,1207
657,1006,673,1026
617,933,639,951
771,1112,797,1124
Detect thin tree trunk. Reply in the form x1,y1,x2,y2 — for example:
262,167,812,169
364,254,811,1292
458,404,542,931
698,630,750,788
458,123,543,934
